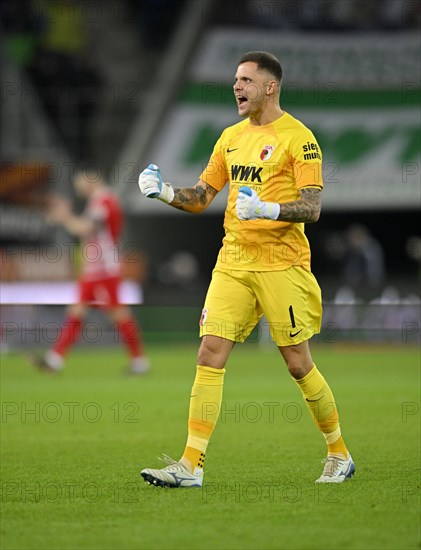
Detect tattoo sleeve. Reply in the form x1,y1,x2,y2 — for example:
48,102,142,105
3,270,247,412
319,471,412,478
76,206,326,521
277,187,321,223
171,183,218,213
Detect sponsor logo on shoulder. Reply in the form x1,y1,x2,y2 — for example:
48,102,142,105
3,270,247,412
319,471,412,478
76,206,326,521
302,142,321,160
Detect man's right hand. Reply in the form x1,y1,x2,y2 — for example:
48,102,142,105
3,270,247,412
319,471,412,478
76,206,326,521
138,164,163,198
138,164,174,204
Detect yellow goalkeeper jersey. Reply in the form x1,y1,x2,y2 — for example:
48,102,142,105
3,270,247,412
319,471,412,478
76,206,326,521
200,111,323,272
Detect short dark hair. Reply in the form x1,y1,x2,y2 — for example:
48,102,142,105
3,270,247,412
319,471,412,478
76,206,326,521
238,51,282,84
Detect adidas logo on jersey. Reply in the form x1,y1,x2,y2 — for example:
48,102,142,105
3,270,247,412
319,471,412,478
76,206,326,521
231,164,263,183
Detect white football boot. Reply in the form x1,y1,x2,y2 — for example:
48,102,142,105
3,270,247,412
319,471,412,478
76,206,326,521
316,453,355,483
141,454,203,488
128,357,150,375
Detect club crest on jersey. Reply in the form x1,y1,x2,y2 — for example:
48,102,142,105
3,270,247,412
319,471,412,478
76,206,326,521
260,145,274,161
199,308,208,327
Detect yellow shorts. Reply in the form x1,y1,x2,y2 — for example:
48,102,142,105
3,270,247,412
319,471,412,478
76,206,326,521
199,266,322,347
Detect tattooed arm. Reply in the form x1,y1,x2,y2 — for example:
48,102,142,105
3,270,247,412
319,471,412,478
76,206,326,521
170,179,219,214
138,165,218,213
236,185,322,223
277,187,321,223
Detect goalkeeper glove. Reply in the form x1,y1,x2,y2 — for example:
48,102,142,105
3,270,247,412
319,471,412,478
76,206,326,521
138,164,175,204
236,186,280,220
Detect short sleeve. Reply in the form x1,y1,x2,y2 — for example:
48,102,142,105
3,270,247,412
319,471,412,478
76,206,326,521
289,129,323,189
199,133,229,191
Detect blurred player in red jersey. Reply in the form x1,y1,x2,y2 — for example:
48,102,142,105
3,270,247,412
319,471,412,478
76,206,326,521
34,167,150,374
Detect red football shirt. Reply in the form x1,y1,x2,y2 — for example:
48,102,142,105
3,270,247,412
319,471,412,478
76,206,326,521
81,187,123,280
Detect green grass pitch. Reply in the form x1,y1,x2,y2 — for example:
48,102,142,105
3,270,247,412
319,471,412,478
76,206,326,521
1,342,420,550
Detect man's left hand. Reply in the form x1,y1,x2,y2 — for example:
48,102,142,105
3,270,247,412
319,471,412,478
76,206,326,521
236,186,280,220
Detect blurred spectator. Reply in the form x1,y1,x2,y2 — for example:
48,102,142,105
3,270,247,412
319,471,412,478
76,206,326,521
1,0,102,160
323,223,386,297
343,224,385,289
28,1,102,160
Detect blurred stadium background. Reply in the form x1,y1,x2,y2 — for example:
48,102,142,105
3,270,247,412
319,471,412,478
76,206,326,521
1,0,420,348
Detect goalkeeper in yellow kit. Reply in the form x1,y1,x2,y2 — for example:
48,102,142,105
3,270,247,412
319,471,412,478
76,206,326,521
137,51,355,486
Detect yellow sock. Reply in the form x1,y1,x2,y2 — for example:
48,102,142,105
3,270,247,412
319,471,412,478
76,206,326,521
181,365,225,473
327,435,348,457
294,365,348,459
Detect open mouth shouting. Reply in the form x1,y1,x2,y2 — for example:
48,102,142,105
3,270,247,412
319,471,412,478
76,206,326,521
236,95,249,111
